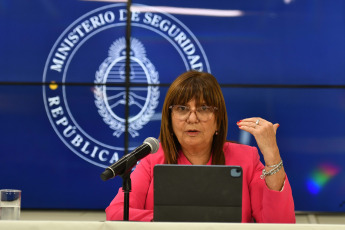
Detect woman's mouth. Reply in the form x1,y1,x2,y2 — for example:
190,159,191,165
186,130,200,136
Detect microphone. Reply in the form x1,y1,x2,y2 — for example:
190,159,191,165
100,137,159,181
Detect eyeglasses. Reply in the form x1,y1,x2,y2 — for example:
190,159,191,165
169,105,218,121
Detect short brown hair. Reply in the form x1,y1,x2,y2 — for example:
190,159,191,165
159,70,227,165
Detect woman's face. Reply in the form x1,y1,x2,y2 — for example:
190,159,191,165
171,98,217,151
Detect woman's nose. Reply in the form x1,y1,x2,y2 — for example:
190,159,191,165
186,110,199,123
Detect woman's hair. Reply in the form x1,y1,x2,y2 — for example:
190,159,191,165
159,70,228,165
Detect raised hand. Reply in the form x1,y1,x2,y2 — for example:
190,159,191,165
237,117,285,191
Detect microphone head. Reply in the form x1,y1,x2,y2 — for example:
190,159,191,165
100,169,114,181
143,137,159,153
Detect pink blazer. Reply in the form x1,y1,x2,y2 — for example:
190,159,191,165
105,142,296,223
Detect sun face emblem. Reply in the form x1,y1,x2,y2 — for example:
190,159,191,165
94,37,160,138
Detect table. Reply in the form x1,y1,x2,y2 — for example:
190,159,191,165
1,221,345,230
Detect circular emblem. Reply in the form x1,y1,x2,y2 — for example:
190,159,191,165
43,3,210,168
94,37,159,138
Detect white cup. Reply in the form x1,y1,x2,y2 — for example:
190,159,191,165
0,189,21,220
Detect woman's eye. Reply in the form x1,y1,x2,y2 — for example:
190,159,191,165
177,106,187,111
200,106,208,111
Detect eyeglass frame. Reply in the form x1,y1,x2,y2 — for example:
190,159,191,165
168,105,218,121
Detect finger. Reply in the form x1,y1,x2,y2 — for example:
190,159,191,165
237,118,264,129
237,120,256,129
239,117,264,123
238,124,256,135
273,123,280,134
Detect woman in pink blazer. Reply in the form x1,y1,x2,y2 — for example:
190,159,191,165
106,70,295,223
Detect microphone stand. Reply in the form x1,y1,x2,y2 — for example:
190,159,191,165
121,154,137,221
122,172,131,221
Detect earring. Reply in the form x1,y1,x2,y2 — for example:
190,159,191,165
215,130,218,135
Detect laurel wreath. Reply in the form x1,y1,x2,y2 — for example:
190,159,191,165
94,38,159,138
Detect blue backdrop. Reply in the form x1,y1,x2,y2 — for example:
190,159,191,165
0,0,344,212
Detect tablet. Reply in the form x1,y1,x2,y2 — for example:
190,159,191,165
153,165,242,222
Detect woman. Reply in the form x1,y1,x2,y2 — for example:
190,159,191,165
105,70,295,223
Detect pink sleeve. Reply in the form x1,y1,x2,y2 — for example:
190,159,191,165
105,156,154,221
249,148,296,223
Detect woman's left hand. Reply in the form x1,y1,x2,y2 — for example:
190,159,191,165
237,118,285,191
236,118,280,167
